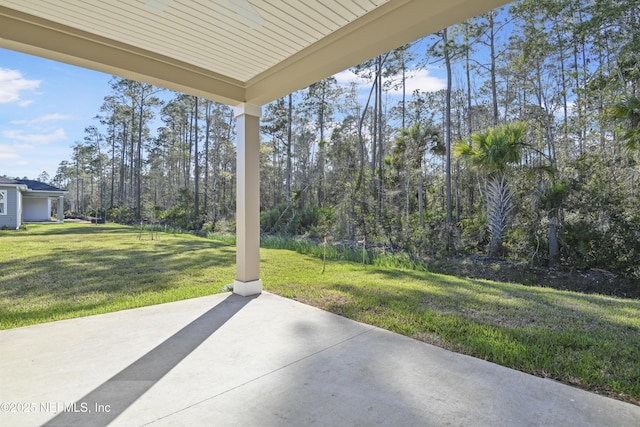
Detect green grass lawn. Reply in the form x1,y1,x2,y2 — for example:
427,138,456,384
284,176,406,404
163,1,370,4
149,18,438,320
1,223,639,405
0,222,235,327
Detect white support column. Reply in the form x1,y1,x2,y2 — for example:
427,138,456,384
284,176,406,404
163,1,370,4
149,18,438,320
233,103,262,296
58,196,64,223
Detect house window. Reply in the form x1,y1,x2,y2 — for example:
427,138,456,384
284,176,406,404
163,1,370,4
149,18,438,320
0,190,6,215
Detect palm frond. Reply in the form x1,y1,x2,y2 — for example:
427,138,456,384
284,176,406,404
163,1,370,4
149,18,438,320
611,96,640,151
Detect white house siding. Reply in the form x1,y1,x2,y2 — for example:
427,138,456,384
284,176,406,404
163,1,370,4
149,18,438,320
0,186,20,229
22,197,51,221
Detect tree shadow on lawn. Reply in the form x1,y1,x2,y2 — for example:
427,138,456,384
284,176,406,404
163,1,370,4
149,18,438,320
19,223,133,236
370,266,640,325
0,234,236,326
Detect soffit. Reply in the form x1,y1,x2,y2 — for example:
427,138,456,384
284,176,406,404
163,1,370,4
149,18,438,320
0,0,509,106
22,191,68,197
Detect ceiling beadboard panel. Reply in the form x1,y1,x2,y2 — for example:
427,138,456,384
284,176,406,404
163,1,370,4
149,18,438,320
0,0,388,82
0,0,510,104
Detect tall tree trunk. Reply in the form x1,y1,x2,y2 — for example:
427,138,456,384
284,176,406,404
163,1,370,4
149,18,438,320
110,131,115,209
318,85,326,207
135,85,145,220
418,172,424,228
210,107,221,224
118,121,127,205
187,107,193,188
405,170,411,227
194,96,200,220
443,27,453,225
75,148,80,213
204,100,211,214
371,75,378,199
455,161,460,223
286,93,293,200
377,55,384,220
464,24,475,219
402,53,406,130
572,2,586,154
555,22,569,139
465,23,473,135
489,11,499,126
548,213,559,267
129,100,135,208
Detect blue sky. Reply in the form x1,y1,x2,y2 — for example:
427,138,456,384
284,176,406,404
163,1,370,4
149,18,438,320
0,48,113,180
1,44,446,182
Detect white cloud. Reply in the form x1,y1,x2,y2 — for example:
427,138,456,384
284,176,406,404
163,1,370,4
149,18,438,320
11,114,76,125
0,145,20,159
334,69,371,86
389,69,446,94
0,152,19,160
0,68,41,104
2,128,66,144
334,68,446,94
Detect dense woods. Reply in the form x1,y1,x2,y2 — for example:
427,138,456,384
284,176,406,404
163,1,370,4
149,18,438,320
46,0,640,279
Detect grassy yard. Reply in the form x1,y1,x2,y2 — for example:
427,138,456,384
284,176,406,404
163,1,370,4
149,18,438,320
0,223,235,328
1,223,639,405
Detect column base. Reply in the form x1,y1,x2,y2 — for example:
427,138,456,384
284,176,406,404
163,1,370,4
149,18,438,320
232,279,263,296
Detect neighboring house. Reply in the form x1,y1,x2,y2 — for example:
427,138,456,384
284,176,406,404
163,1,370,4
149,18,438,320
0,177,67,230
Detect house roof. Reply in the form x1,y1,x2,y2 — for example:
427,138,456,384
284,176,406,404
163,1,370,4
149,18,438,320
0,177,27,189
16,179,66,192
0,0,509,106
0,177,66,193
0,177,19,185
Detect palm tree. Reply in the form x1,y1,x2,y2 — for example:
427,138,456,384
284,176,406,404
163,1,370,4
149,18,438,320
611,96,640,151
454,122,527,257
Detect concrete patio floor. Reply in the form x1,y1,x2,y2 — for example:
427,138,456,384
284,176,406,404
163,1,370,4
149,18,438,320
1,292,639,427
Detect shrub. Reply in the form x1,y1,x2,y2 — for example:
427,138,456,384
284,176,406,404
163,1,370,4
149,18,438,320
107,206,136,223
260,204,333,236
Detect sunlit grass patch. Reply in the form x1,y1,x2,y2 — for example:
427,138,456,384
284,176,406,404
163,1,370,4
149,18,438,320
0,223,235,328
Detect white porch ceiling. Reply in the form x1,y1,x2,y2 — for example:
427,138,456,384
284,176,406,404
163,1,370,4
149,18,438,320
0,0,509,106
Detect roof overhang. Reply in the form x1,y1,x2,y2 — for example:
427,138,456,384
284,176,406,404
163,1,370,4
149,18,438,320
0,183,28,191
0,0,509,106
22,190,68,198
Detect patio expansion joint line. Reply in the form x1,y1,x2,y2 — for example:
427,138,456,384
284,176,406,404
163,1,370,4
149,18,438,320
141,326,376,425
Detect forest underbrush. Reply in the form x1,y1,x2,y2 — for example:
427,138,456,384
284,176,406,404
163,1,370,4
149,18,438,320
427,255,640,300
251,233,640,300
